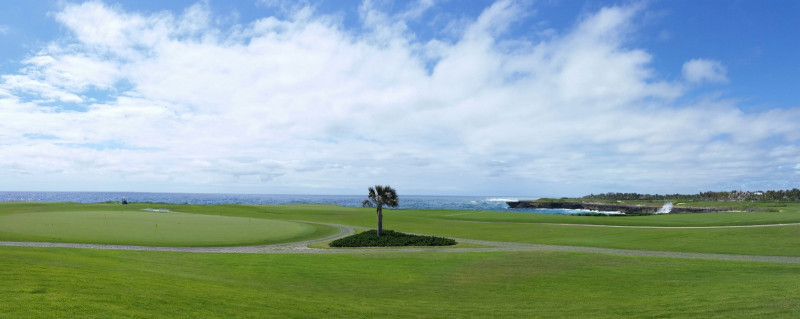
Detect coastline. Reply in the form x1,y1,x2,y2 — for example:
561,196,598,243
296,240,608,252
507,200,734,215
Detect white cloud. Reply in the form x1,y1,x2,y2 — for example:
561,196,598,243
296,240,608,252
1,74,83,103
682,58,728,84
0,1,797,195
400,0,437,20
0,25,9,34
0,50,125,103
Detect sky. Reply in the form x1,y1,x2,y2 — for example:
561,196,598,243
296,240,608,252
0,0,799,196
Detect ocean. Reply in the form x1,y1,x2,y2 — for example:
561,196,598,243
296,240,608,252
0,191,592,215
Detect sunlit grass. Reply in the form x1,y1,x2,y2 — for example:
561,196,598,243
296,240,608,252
1,202,798,255
1,247,797,318
0,209,336,246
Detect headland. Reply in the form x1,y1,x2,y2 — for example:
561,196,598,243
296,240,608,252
507,200,733,215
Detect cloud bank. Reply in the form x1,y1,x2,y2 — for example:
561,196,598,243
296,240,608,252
0,0,798,195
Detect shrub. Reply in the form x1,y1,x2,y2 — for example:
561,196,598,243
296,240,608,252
329,230,456,247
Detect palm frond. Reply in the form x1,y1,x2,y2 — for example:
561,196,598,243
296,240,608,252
366,185,399,207
383,185,399,207
362,199,374,207
368,186,377,202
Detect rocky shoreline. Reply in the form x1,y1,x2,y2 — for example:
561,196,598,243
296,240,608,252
506,201,733,215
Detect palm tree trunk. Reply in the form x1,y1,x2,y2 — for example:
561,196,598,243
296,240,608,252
377,205,383,236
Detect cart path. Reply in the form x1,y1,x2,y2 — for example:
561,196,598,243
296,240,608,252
0,222,797,264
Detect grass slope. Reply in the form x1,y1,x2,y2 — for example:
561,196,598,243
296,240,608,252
1,246,798,318
1,202,799,317
0,210,336,246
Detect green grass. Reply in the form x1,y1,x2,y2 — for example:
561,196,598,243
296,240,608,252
1,246,798,318
384,216,800,256
176,204,800,257
0,210,336,246
1,202,799,317
435,208,800,226
3,202,798,256
233,202,800,228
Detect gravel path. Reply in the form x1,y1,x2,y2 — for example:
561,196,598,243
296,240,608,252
1,221,797,264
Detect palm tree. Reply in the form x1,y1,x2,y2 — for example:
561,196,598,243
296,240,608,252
362,185,399,236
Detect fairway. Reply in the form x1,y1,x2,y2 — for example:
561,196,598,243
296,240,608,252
2,247,798,318
3,202,798,256
0,210,332,246
0,202,799,317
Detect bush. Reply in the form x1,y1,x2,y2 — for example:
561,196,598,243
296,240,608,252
329,230,457,247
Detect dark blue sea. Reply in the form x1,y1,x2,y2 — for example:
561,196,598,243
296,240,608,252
0,191,598,215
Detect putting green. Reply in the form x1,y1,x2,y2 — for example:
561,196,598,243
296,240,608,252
0,210,327,246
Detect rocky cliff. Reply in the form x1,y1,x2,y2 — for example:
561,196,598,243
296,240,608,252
506,201,732,214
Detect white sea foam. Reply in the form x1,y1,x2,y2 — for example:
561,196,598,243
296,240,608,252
654,202,673,214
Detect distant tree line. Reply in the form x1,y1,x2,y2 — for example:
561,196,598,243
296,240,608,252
582,189,800,202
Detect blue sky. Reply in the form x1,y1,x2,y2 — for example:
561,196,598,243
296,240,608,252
0,0,798,196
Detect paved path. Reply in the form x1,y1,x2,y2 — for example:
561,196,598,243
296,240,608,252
1,222,798,264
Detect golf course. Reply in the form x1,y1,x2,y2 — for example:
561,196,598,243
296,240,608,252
1,201,799,318
4,0,799,317
0,209,335,246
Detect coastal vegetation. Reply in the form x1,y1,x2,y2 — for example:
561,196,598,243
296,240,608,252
361,185,399,236
583,189,800,202
508,200,732,214
329,229,456,247
342,185,457,247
